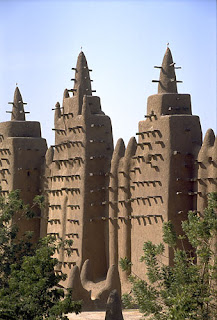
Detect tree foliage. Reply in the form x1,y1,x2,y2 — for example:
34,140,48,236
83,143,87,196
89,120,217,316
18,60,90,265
120,192,217,320
0,190,81,319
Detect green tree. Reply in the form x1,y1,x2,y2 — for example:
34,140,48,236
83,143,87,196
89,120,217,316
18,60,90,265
0,190,81,319
120,192,217,320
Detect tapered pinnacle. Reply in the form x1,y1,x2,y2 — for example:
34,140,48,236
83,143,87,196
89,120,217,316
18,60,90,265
73,51,92,97
158,47,178,94
54,102,61,121
11,87,25,121
63,88,69,99
202,129,215,148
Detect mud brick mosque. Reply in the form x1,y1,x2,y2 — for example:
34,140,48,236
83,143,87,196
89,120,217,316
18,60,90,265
1,47,216,309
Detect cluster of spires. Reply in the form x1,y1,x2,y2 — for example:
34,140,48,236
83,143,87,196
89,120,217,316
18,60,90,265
7,47,182,121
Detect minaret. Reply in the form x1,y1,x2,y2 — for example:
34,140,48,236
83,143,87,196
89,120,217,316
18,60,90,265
129,47,202,280
46,52,113,283
0,87,47,242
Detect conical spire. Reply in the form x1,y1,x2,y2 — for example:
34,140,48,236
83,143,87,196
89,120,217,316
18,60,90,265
63,88,69,99
158,47,178,94
73,51,92,97
54,102,61,122
125,137,137,158
112,138,125,162
202,128,215,148
11,87,25,121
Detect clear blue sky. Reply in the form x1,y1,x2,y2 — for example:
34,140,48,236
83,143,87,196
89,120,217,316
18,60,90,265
0,0,216,147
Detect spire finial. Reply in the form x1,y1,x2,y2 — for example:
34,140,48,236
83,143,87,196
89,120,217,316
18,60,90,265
72,51,92,114
158,47,178,94
11,87,26,121
73,51,92,96
63,88,69,99
54,101,61,122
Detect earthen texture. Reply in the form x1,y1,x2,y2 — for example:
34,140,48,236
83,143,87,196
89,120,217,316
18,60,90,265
0,87,47,242
1,48,216,309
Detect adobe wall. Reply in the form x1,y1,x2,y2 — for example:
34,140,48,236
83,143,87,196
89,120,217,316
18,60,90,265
0,118,47,242
197,129,217,214
45,52,113,283
2,48,216,307
108,48,202,291
46,96,87,273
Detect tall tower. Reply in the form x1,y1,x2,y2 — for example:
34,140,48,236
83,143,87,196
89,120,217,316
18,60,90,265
108,48,202,286
131,47,202,278
45,52,113,283
0,87,47,242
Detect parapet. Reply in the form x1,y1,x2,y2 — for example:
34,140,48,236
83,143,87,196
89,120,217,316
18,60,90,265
147,93,192,116
0,121,42,138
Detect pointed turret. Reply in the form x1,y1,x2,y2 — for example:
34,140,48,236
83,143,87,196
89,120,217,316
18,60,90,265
11,87,25,121
63,88,69,99
125,136,137,158
69,51,93,114
148,47,190,116
202,129,215,148
158,47,178,94
73,51,92,97
54,102,61,122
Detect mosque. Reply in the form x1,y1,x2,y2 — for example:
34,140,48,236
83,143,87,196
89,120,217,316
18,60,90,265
1,47,216,309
